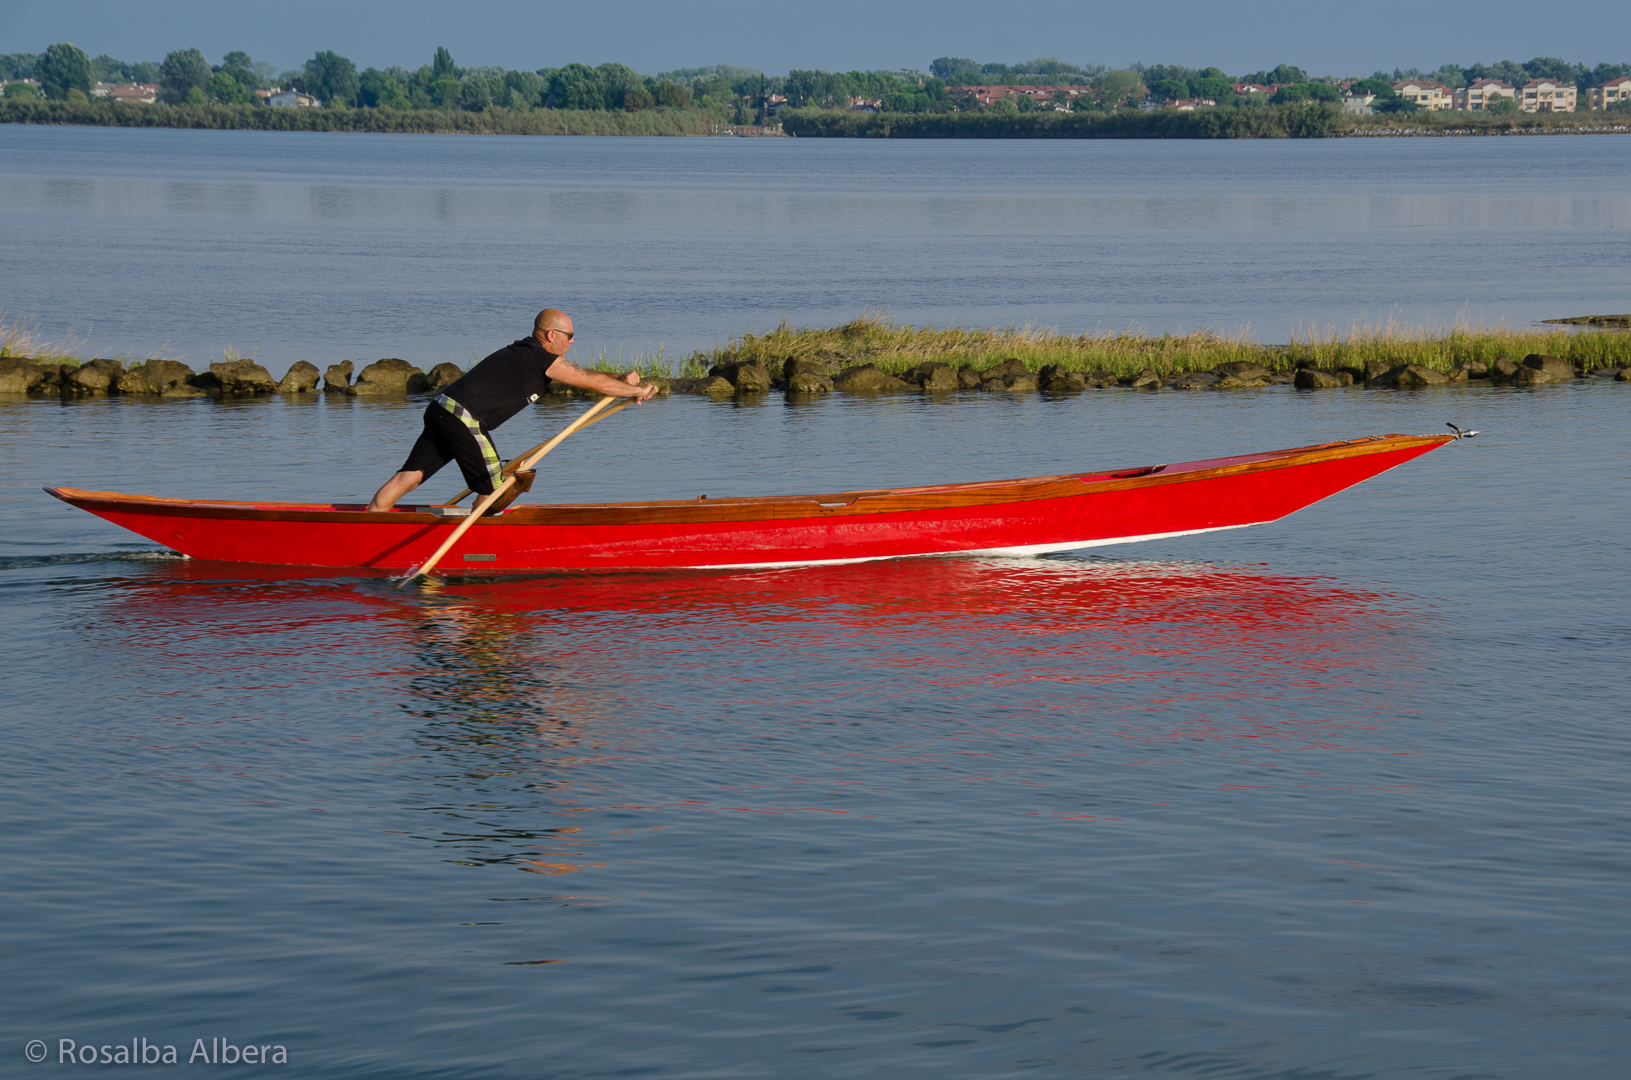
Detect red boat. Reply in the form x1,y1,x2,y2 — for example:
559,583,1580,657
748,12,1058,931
47,433,1454,573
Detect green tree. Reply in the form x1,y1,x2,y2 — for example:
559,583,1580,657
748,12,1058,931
0,52,38,80
1349,78,1395,98
930,57,981,83
1374,97,1420,114
502,70,544,110
1486,95,1520,115
1150,78,1188,102
1092,69,1146,108
304,51,359,106
623,87,654,111
65,87,90,104
4,81,41,100
432,47,456,81
37,42,94,100
596,62,645,109
158,47,211,104
208,71,253,104
429,76,462,109
548,63,601,109
653,81,690,108
360,68,410,109
1189,76,1232,100
217,51,275,90
1522,56,1582,85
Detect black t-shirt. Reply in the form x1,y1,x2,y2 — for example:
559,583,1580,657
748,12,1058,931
441,337,555,431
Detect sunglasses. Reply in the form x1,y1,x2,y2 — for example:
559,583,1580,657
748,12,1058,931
547,328,575,341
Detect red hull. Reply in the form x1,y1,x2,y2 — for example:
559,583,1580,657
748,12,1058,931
47,435,1451,572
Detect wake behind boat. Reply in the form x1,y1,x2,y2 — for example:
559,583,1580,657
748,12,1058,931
47,433,1458,572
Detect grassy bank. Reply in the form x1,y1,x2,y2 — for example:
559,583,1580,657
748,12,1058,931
0,99,714,136
780,104,1631,140
679,314,1631,380
781,103,1342,139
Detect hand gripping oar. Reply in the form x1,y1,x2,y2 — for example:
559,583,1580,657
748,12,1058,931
443,399,631,506
396,396,630,586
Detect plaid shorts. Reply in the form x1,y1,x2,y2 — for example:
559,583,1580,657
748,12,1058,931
400,395,504,495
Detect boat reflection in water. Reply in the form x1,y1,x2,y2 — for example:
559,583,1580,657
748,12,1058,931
104,554,1424,872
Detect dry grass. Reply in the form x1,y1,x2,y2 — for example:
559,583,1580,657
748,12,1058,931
0,312,89,366
676,311,1631,379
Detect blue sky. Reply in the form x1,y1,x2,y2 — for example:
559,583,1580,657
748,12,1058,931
4,0,1628,77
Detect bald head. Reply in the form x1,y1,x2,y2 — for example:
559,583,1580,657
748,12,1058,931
534,308,572,335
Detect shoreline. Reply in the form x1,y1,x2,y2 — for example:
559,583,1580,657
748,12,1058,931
6,99,1628,139
6,320,1629,400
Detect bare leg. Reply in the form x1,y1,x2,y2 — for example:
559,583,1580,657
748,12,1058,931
368,470,425,513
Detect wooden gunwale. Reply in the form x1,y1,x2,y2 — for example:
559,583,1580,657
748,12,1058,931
47,434,1445,529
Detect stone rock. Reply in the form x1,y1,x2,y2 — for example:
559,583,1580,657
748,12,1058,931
0,358,54,393
1489,358,1522,381
1364,359,1396,382
84,357,126,379
1038,365,1088,393
833,364,913,393
276,361,321,394
783,356,835,379
1457,360,1489,378
904,361,959,391
211,359,277,395
786,371,834,394
1522,353,1576,380
1618,369,1631,382
1083,370,1121,388
1213,361,1271,380
116,360,208,397
1370,363,1450,389
1126,369,1161,389
1293,368,1353,389
1215,373,1269,389
62,364,113,395
956,365,983,389
424,362,463,392
709,361,772,394
351,358,427,395
1588,367,1622,378
1166,372,1217,390
1004,373,1039,392
666,375,737,395
982,357,1029,381
322,360,354,393
1510,365,1569,387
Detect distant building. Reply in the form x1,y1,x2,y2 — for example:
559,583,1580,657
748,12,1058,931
1342,94,1375,116
103,83,158,104
1231,83,1270,95
1165,98,1216,110
955,85,1084,110
267,89,320,108
1586,76,1631,110
845,96,882,113
1454,79,1515,111
1393,80,1452,110
1518,78,1576,112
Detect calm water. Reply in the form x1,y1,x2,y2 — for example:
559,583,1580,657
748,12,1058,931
2,382,1629,1077
4,128,1631,1077
2,126,1630,370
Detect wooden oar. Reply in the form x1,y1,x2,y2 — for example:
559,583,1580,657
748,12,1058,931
396,396,624,586
443,399,635,506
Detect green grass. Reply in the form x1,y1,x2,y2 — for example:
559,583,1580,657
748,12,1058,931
673,312,1631,380
0,313,88,366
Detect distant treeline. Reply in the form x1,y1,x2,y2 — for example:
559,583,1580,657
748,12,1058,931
0,46,771,126
0,98,714,135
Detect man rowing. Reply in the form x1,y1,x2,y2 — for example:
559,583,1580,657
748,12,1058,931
367,308,656,513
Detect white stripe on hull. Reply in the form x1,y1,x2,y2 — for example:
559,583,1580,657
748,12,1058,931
682,521,1268,571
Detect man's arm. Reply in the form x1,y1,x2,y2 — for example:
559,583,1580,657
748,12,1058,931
545,357,657,401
